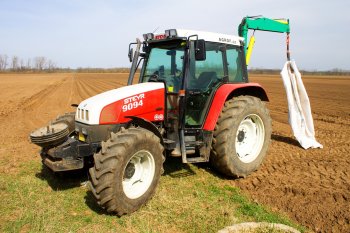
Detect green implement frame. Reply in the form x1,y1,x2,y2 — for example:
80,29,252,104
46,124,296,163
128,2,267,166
238,16,291,64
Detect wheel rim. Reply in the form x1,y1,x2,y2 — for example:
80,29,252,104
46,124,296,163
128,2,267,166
122,150,155,199
235,114,265,163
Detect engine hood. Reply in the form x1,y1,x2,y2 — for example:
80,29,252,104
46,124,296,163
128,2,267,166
76,82,165,125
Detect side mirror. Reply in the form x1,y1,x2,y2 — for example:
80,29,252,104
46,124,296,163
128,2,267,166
128,48,134,62
195,39,206,61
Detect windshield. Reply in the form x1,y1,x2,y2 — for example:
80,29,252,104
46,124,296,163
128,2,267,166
141,41,186,92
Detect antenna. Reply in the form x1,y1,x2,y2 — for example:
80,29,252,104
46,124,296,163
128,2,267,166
152,26,160,33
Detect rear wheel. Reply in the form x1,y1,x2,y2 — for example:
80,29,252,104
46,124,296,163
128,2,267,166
88,128,164,215
210,96,271,178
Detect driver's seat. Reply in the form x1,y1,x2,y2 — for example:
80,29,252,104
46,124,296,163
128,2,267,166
196,71,217,90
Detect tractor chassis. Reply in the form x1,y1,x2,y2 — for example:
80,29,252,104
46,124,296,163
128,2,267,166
40,137,100,172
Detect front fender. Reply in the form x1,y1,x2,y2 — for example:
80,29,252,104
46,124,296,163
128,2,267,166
126,116,164,145
203,83,268,131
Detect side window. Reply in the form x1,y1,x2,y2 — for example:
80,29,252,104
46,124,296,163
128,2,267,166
227,46,244,82
188,42,225,90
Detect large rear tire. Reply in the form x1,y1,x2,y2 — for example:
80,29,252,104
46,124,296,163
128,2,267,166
88,128,164,216
210,96,271,178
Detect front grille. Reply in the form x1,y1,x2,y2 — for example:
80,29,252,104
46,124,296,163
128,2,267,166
76,108,89,122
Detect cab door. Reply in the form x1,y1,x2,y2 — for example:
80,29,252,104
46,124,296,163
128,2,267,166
185,42,246,128
185,42,226,127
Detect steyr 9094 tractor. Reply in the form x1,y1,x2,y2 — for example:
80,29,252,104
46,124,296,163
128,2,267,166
30,16,290,215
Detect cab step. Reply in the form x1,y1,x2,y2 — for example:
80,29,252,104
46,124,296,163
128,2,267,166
185,157,208,163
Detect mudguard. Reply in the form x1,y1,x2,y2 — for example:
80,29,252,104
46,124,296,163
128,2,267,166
203,83,268,131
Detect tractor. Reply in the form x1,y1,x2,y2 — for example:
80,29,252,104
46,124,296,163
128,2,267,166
30,16,290,215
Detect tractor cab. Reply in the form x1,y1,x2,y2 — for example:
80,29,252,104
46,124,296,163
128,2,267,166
128,29,250,161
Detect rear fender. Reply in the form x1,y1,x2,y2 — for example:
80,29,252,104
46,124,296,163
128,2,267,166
203,83,268,131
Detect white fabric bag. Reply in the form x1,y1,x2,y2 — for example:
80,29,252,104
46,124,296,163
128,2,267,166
280,60,323,149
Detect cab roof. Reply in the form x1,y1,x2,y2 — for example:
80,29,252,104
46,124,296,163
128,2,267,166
143,29,243,46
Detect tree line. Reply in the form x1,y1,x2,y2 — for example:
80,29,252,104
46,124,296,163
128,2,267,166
1,53,348,76
0,54,56,72
0,54,131,73
249,68,350,76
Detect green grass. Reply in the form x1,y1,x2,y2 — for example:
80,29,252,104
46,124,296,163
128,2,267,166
0,157,304,233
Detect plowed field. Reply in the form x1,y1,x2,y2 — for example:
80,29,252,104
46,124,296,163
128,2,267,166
0,73,349,232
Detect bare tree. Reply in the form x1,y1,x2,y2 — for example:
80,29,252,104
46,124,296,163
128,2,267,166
26,58,31,70
20,59,25,70
47,59,56,71
11,56,19,70
34,56,46,70
0,54,8,70
0,55,57,72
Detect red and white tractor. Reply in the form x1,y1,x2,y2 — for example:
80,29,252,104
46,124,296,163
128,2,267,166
31,17,292,215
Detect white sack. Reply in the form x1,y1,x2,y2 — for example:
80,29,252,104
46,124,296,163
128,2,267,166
280,60,323,149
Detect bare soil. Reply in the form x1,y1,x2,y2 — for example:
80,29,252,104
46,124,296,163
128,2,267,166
236,74,350,233
0,73,348,232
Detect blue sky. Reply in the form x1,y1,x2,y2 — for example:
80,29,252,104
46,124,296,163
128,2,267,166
0,0,349,70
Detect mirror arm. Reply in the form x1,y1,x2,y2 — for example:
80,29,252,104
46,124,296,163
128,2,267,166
127,38,141,86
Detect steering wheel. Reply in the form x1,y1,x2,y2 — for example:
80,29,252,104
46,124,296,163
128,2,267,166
148,74,160,82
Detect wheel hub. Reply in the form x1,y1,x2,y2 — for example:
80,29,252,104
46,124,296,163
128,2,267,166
124,163,136,179
122,150,156,199
237,130,245,142
235,114,265,163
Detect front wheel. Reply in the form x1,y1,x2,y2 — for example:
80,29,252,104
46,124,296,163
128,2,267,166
88,128,164,215
210,96,272,178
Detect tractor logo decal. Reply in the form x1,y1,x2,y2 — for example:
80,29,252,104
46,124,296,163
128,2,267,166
122,93,145,112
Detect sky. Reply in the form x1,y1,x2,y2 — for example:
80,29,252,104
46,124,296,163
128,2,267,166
0,0,349,71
